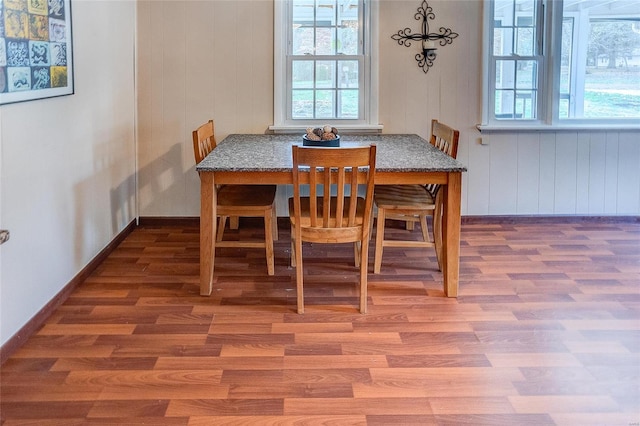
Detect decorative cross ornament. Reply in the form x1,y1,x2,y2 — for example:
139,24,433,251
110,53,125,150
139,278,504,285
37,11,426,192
391,1,459,73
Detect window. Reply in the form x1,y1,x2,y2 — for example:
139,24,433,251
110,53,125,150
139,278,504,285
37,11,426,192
491,1,542,120
273,0,380,131
483,0,640,127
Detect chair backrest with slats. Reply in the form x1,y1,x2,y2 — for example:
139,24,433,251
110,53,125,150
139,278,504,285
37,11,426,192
192,120,217,164
292,145,377,232
426,119,460,196
430,119,459,159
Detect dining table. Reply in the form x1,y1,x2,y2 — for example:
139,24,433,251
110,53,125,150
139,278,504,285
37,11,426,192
196,133,467,299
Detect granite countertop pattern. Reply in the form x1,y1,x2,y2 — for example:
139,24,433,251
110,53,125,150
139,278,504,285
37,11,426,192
196,134,467,173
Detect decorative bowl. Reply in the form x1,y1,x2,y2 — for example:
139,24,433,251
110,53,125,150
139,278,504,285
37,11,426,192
302,134,341,147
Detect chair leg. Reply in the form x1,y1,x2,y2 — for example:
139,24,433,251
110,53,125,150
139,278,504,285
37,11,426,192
271,205,279,241
264,208,275,276
290,224,296,267
374,207,386,273
217,216,227,242
359,237,369,314
229,216,240,230
353,242,361,268
370,209,375,239
433,193,444,271
405,218,415,231
295,232,304,314
419,214,430,243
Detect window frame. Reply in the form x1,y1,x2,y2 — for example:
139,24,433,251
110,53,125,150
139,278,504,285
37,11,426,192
480,0,640,132
271,0,381,133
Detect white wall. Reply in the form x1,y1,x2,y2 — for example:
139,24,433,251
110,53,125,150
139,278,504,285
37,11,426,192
136,0,640,218
0,0,137,346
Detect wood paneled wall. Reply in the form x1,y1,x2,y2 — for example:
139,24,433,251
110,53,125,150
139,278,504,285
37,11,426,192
465,131,639,215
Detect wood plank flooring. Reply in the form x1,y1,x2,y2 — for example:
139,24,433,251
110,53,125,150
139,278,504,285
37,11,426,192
2,218,639,425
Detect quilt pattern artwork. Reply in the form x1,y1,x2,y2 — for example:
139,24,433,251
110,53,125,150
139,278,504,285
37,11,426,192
0,0,73,105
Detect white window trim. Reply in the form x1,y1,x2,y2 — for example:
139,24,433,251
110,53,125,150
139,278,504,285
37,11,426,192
479,0,640,133
270,0,382,134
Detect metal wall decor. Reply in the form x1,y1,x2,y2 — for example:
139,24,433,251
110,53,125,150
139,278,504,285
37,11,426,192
391,1,458,73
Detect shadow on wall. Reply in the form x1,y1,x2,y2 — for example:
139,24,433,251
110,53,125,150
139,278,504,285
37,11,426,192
71,126,135,267
72,137,184,268
135,142,189,217
110,171,136,236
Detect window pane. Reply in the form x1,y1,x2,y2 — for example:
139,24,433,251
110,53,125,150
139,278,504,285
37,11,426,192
316,0,335,26
292,0,315,55
493,0,539,56
493,28,514,55
293,61,314,88
338,26,358,55
561,1,640,119
559,98,570,118
495,89,515,118
516,90,536,118
516,60,537,89
316,0,336,56
495,89,537,120
315,89,335,118
493,0,514,27
293,0,314,18
339,89,358,118
583,18,640,118
515,1,536,56
559,17,573,119
337,1,359,55
516,27,535,56
493,0,514,55
316,61,336,88
338,60,358,88
293,90,314,119
315,27,335,55
293,27,314,55
496,60,515,89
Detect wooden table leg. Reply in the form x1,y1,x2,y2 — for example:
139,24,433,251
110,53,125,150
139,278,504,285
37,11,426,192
442,172,462,297
200,172,217,296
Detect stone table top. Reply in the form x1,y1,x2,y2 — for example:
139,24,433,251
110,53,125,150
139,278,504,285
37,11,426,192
196,134,467,173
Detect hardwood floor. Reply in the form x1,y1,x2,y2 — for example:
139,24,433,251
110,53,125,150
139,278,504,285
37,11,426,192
1,218,639,425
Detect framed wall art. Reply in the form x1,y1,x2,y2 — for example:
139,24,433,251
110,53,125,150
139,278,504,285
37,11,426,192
0,0,73,105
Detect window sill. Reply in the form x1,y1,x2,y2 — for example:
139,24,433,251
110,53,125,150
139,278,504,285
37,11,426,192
269,124,384,135
477,123,640,133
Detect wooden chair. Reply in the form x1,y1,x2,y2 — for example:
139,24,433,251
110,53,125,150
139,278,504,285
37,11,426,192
373,119,459,273
192,119,278,275
289,145,377,314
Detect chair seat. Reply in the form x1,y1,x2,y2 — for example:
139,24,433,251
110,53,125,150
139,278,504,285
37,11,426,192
288,196,367,228
218,185,277,208
374,184,435,210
